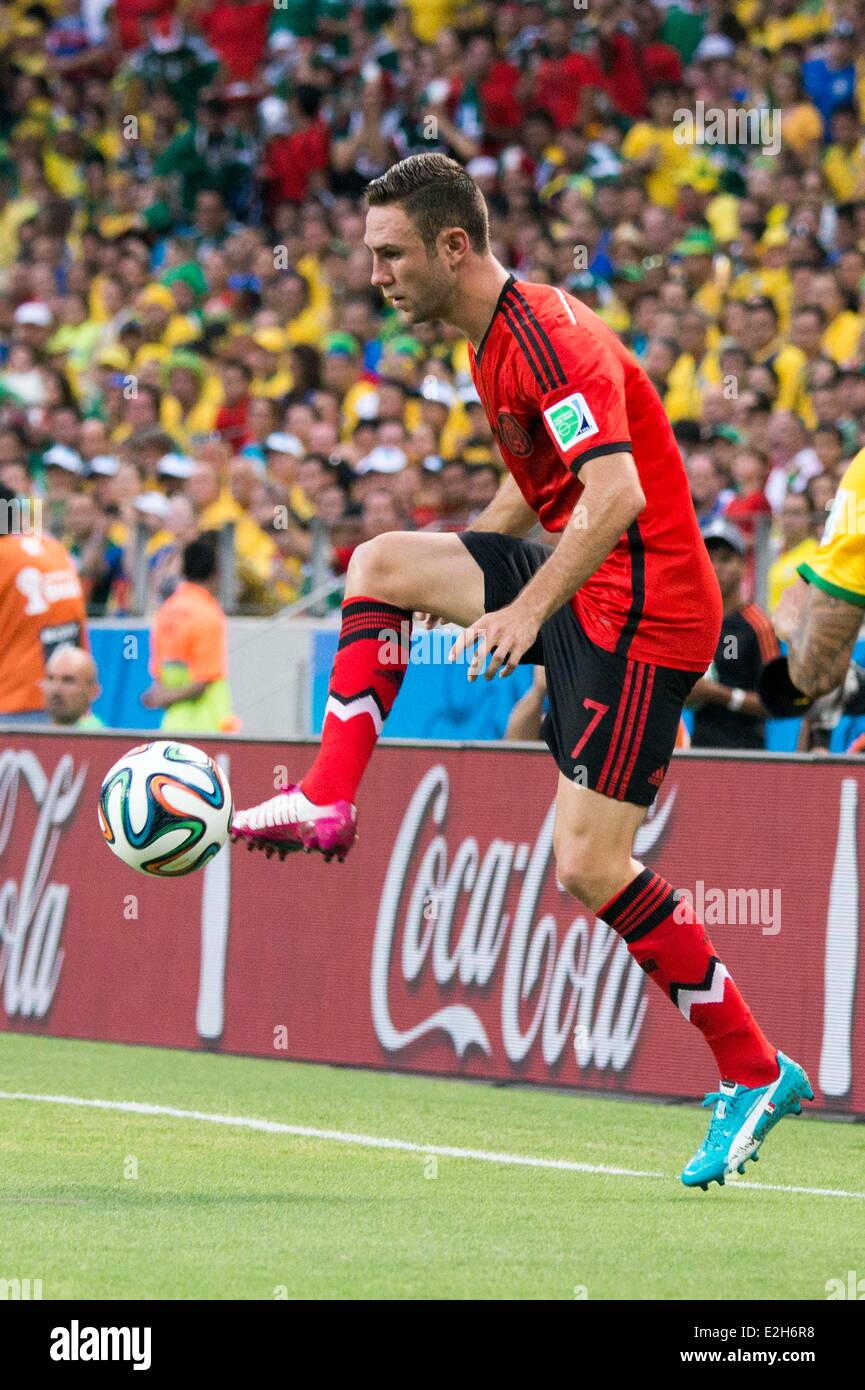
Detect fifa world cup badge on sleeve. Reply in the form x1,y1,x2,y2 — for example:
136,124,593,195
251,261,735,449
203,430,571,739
543,391,600,452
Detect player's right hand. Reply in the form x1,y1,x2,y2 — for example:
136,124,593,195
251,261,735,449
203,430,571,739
414,612,441,629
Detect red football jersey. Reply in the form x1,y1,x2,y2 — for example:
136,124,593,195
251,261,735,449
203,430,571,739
468,275,722,671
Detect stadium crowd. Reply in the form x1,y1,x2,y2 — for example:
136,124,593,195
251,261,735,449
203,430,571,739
1,0,865,739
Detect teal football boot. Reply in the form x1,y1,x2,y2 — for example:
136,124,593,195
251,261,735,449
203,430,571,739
682,1051,814,1190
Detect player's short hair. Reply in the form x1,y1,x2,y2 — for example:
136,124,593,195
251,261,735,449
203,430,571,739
365,154,490,256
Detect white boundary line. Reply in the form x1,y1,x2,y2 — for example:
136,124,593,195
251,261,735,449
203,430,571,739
1,1091,863,1200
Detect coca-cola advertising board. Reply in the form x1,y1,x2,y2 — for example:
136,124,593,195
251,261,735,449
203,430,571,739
1,733,863,1111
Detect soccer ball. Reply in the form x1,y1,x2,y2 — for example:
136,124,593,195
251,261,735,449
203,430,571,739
98,741,233,877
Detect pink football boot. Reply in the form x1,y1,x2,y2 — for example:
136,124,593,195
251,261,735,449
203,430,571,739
231,786,357,862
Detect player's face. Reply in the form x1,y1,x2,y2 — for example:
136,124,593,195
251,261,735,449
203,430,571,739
365,205,451,324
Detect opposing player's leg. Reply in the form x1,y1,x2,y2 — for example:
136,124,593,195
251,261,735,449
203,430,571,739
231,531,485,858
543,610,812,1189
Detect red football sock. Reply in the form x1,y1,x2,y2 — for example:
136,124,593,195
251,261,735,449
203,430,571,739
598,867,778,1088
301,596,412,806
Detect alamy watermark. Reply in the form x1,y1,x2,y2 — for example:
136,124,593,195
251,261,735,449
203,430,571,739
0,1276,42,1299
0,497,42,538
377,623,503,668
826,1271,865,1299
674,102,781,157
674,881,781,935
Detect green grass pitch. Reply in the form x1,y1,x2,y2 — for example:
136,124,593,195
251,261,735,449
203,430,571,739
0,1033,863,1300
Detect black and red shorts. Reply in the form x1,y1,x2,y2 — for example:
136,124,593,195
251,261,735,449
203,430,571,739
459,531,702,806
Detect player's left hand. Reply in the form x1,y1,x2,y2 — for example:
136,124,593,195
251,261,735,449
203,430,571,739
448,603,539,681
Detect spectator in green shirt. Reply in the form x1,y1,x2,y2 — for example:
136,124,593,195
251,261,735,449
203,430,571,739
125,19,221,123
153,94,256,218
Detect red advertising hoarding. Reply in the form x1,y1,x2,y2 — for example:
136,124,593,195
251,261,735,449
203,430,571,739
1,733,862,1112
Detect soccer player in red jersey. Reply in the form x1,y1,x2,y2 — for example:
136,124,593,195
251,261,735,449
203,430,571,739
233,155,812,1186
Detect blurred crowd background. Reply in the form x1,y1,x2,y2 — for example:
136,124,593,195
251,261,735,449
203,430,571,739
2,0,865,742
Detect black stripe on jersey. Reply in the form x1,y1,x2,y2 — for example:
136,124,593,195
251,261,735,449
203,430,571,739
501,302,555,393
568,441,633,476
509,285,566,387
614,519,646,658
475,273,515,363
503,293,561,392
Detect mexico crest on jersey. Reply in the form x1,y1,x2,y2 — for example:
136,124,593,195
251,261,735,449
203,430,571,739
496,411,533,457
543,391,599,452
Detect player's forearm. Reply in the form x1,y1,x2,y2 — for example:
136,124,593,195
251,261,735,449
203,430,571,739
513,458,645,626
468,472,538,537
787,585,862,697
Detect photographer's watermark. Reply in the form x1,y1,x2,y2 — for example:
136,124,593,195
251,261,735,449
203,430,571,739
674,102,781,157
674,882,781,936
50,1322,151,1370
377,623,495,668
0,496,42,538
819,485,865,540
825,1271,865,1299
0,1276,42,1299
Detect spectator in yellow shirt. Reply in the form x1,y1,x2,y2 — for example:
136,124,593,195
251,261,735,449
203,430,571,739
188,459,281,608
160,351,222,449
0,173,39,269
672,227,725,321
248,329,293,399
753,4,829,54
775,70,824,158
135,284,198,351
812,271,865,365
746,297,808,413
768,491,820,611
322,333,377,434
279,269,331,347
403,0,459,43
620,86,691,210
665,307,721,423
822,104,865,201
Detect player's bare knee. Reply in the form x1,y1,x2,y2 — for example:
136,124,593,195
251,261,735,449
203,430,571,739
555,836,627,910
554,837,594,901
347,534,406,604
